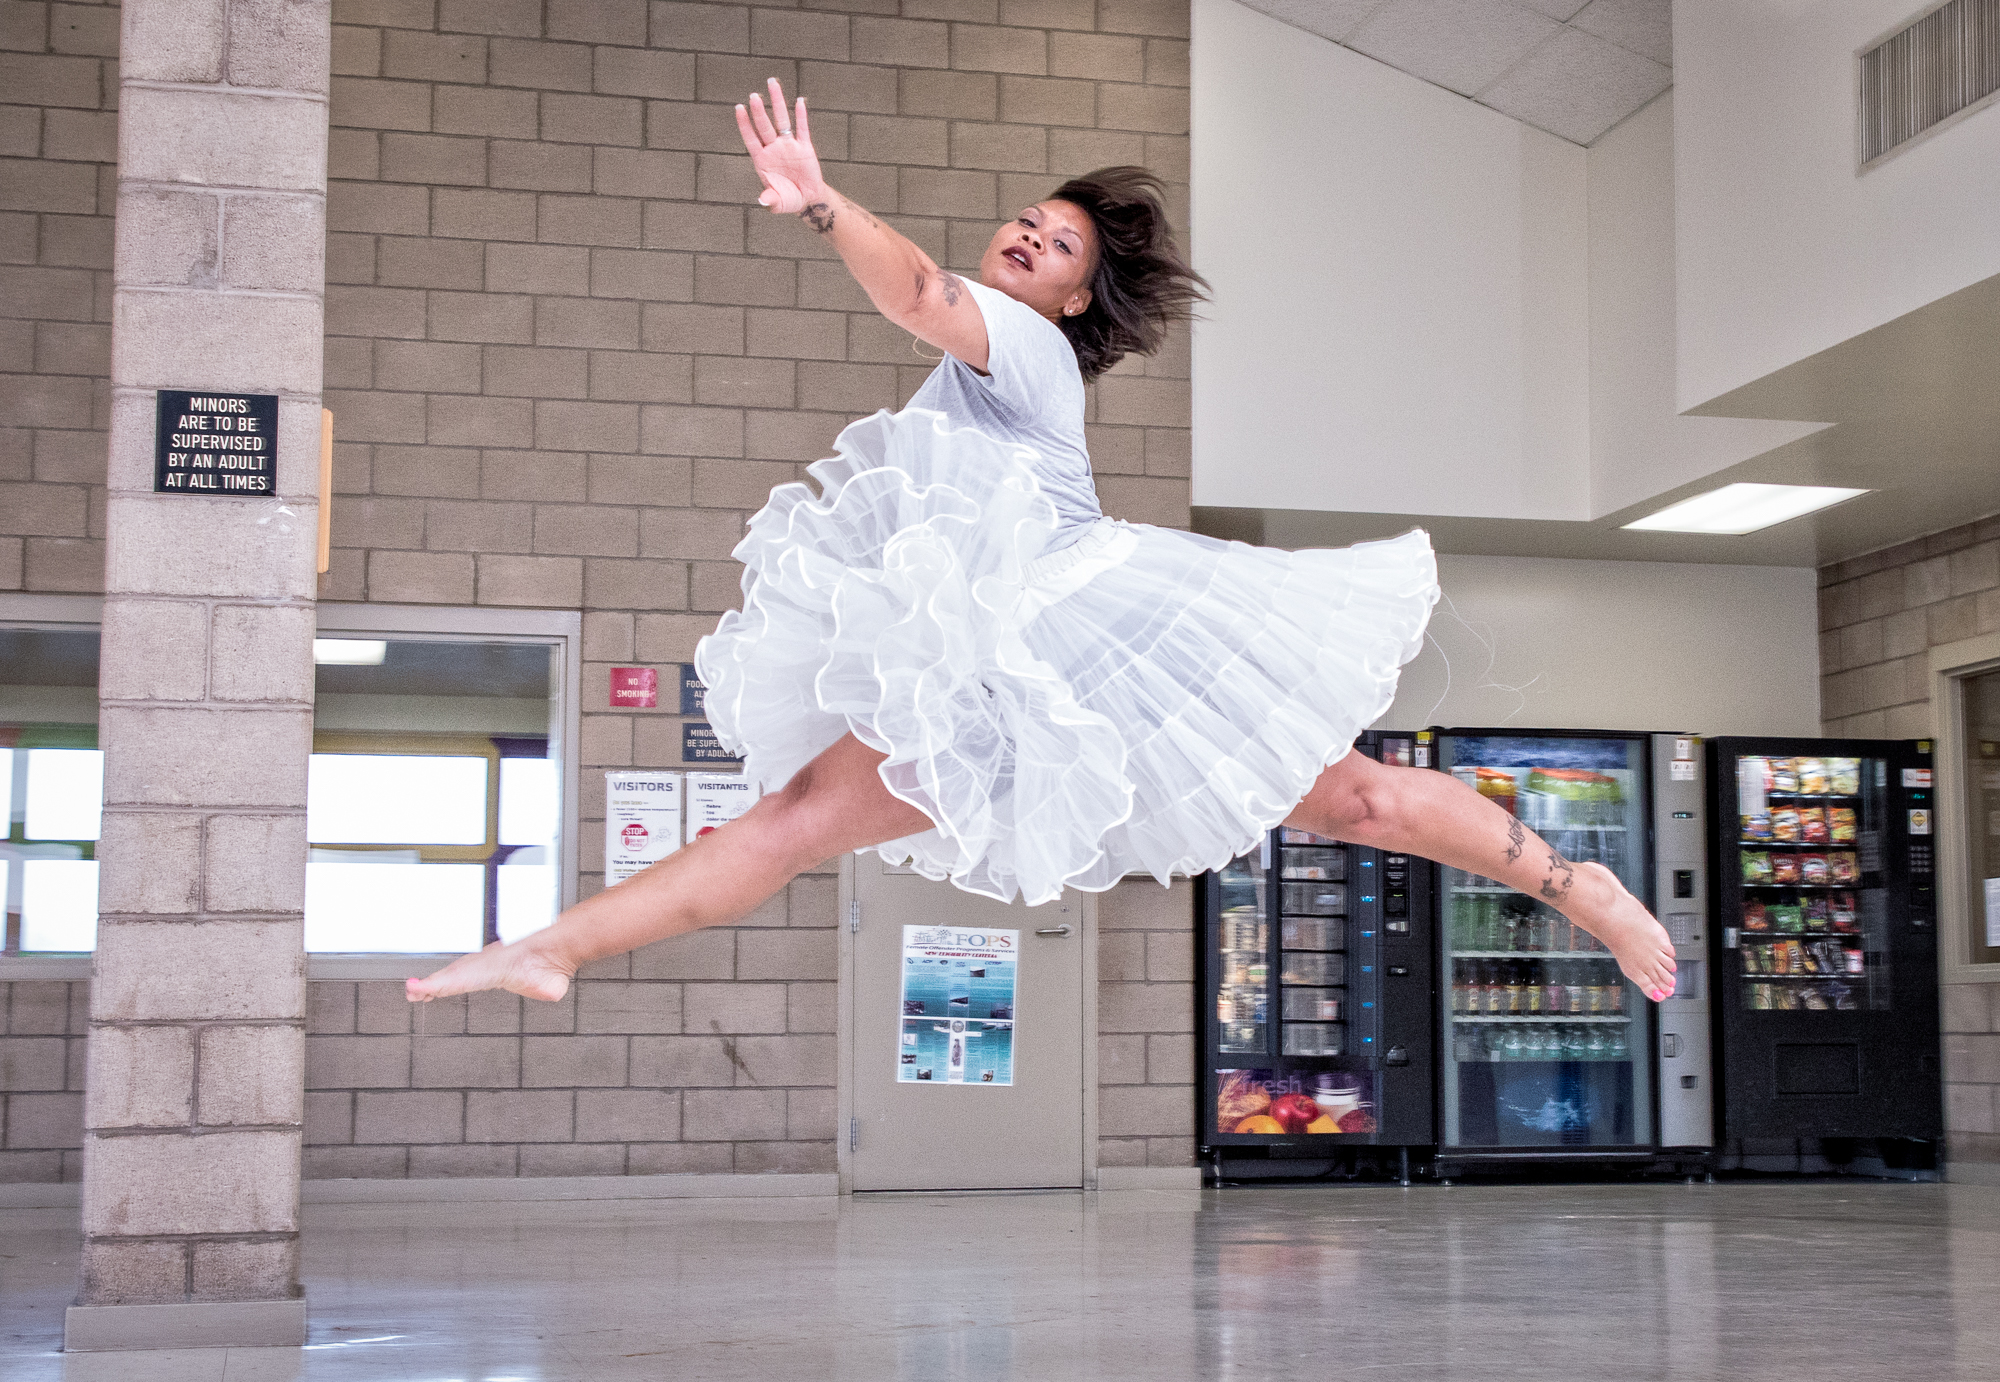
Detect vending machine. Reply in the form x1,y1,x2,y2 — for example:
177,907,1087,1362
1705,737,1942,1169
1426,728,1712,1173
1198,733,1437,1180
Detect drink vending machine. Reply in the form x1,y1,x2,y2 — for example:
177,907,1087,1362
1198,732,1437,1180
1705,737,1942,1171
1426,727,1712,1174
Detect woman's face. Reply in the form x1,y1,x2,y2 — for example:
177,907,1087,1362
980,200,1098,323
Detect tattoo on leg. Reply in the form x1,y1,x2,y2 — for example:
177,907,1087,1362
939,272,963,307
1538,847,1575,904
800,202,835,234
1503,815,1526,866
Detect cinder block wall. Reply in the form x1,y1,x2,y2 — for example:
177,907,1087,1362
1817,510,2000,1172
304,875,840,1177
0,982,88,1181
0,0,116,592
0,0,116,1183
1,0,1198,1181
1096,877,1195,1169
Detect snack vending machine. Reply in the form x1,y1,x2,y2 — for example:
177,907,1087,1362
1428,728,1711,1170
1706,738,1942,1163
1199,733,1437,1179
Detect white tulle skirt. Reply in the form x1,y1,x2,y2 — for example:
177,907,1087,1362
694,407,1440,905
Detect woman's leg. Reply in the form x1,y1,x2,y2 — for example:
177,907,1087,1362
1291,750,1679,1000
407,732,933,1004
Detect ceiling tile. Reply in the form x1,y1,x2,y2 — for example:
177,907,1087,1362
1346,0,1564,96
1569,0,1672,65
1233,0,1392,44
1514,0,1591,18
1477,26,1670,143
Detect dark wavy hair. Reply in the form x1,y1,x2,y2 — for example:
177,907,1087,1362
1046,167,1208,382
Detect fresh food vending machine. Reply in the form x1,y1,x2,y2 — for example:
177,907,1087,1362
1199,732,1437,1180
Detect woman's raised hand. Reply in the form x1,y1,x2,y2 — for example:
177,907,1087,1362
734,77,824,216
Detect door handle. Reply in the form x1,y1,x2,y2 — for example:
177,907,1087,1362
1662,1034,1683,1058
1035,925,1072,937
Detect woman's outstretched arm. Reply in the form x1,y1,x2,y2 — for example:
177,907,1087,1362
734,77,990,368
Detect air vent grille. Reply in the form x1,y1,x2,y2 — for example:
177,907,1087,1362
1860,0,2000,164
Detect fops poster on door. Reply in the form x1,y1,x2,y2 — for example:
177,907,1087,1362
898,925,1017,1086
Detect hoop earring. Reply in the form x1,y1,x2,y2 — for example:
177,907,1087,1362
910,335,944,362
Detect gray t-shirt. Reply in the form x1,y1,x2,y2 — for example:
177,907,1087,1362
904,277,1102,548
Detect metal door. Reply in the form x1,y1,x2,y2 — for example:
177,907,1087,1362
843,854,1088,1190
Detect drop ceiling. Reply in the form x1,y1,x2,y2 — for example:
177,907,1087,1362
1233,0,1672,145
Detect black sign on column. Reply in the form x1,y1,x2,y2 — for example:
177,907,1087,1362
154,390,279,495
682,722,742,764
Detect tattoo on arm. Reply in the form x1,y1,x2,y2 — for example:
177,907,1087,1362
938,272,963,307
1503,816,1526,867
800,202,835,234
1538,847,1575,904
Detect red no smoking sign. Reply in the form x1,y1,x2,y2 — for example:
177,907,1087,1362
610,667,658,708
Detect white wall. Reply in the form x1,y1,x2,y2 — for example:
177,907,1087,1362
1675,0,2000,410
1586,93,1823,516
1377,554,1822,736
1191,0,1590,521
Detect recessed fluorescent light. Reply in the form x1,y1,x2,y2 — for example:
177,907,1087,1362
1621,483,1869,535
313,639,387,666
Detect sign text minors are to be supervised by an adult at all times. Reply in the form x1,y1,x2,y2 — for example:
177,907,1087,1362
154,390,278,495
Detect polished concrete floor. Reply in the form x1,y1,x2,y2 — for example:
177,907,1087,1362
6,1181,2000,1380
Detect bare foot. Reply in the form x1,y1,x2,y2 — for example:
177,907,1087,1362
1569,862,1678,1002
406,936,574,1004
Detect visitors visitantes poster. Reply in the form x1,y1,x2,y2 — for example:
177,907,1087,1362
685,772,758,843
604,772,681,884
898,925,1017,1086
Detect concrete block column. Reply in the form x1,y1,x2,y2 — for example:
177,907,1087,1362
68,0,330,1354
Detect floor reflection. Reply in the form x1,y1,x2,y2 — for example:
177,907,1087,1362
0,1183,1993,1380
